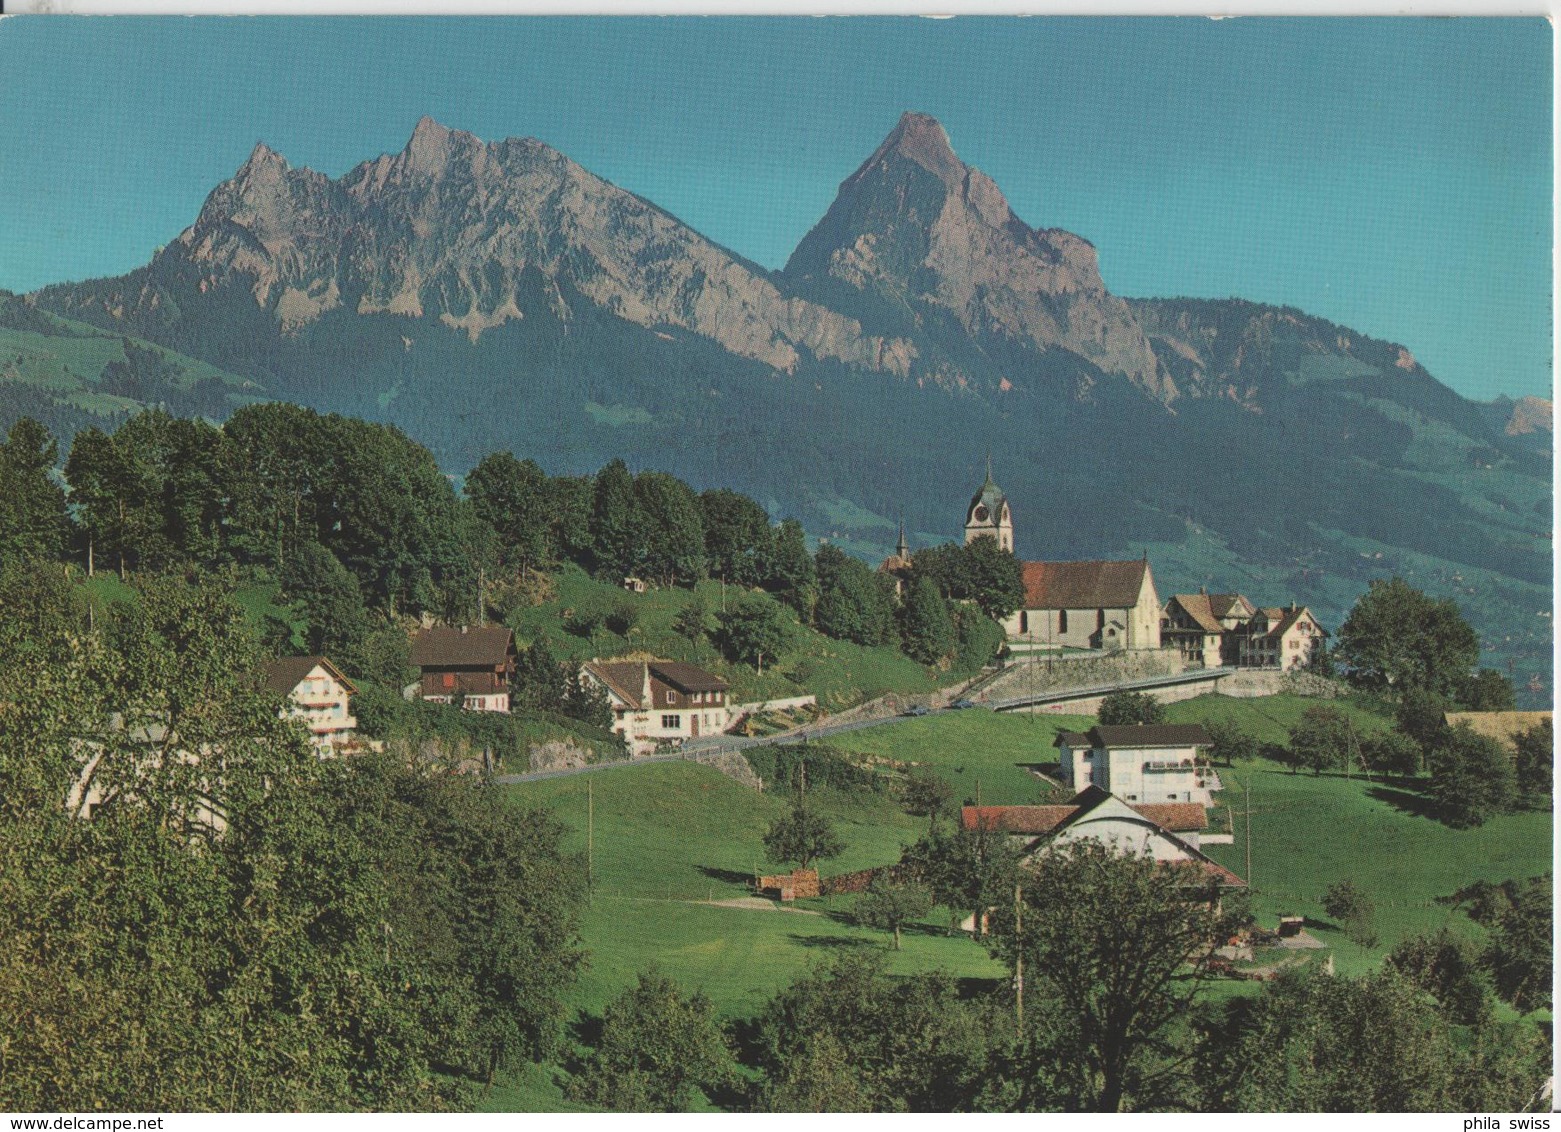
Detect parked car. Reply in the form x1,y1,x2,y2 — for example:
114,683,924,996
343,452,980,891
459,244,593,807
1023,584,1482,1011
950,698,978,710
902,704,931,717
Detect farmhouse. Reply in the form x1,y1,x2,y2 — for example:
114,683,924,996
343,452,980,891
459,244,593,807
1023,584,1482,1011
263,655,359,757
963,786,1242,885
1054,723,1218,805
581,658,731,756
409,626,517,712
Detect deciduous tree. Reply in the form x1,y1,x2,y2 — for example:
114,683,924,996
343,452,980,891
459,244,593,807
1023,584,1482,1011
1098,690,1165,727
1334,577,1479,698
762,805,844,871
986,841,1231,1112
567,970,735,1112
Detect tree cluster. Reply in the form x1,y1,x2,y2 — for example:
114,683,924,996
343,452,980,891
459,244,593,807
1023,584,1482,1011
0,565,586,1111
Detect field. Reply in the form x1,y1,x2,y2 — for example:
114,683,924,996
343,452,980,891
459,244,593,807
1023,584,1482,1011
497,690,1552,1107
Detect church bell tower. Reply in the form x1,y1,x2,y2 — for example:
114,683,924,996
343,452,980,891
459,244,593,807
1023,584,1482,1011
964,456,1013,552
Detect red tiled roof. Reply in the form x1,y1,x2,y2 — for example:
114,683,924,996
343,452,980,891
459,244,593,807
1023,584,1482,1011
409,627,515,668
962,805,1080,834
1130,802,1208,833
1019,559,1149,611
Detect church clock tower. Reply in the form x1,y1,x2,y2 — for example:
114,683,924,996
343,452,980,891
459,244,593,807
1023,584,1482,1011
964,458,1014,551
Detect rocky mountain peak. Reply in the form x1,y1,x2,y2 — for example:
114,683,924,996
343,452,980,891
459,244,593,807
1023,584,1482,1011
785,112,1167,399
235,141,290,183
861,111,964,189
401,115,467,176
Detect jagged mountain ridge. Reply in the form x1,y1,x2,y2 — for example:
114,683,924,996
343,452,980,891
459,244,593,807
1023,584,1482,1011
26,113,1551,700
69,116,919,377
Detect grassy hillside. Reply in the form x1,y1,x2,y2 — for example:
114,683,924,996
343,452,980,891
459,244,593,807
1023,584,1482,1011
0,293,259,438
494,689,1549,1108
508,760,1003,1019
508,565,953,710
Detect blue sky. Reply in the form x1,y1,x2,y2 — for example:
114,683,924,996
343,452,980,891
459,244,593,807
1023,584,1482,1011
0,16,1549,401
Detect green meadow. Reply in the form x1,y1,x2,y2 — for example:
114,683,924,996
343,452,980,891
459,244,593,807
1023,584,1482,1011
496,690,1550,1106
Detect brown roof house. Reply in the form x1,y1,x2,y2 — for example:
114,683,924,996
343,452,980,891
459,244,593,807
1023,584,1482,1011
264,655,359,757
1237,606,1328,671
409,626,517,713
960,788,1243,925
1163,592,1327,672
1054,723,1220,805
581,658,731,756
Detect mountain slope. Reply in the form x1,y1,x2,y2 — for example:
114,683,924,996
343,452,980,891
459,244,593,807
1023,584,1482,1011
26,114,1551,702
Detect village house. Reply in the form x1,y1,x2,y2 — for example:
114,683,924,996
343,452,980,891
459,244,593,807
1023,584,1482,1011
962,787,1244,897
1238,605,1327,670
408,626,517,713
580,658,731,756
1054,723,1219,805
263,655,359,757
1162,591,1327,671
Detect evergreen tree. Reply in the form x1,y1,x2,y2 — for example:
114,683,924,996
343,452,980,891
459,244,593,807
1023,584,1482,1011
464,451,552,573
280,539,370,659
814,543,893,646
588,459,640,579
1512,717,1552,796
766,518,816,617
633,470,706,586
700,488,773,586
899,574,956,665
0,417,68,566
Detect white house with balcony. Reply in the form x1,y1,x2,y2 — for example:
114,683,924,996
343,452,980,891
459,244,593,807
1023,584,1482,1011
1053,723,1219,805
264,655,358,757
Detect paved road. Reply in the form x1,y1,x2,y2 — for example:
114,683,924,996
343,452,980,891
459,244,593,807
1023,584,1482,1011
494,665,1236,785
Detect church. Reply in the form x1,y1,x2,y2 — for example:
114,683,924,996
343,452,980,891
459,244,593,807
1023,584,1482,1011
963,468,1162,651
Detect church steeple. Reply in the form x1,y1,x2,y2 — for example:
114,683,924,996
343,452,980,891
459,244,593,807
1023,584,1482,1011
964,459,1014,552
896,519,909,560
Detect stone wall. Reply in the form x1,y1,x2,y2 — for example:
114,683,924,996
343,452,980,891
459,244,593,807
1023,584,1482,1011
977,649,1189,702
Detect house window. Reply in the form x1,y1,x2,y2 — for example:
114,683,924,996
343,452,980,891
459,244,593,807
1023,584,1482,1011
666,691,675,704
442,673,455,690
1019,611,1029,634
1058,609,1068,634
661,714,681,729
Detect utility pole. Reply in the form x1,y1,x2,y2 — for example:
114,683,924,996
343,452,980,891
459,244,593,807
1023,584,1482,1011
586,778,594,902
1225,776,1257,890
1013,881,1024,1034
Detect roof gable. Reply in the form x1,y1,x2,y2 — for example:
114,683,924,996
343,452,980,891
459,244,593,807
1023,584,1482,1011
409,627,515,668
1167,593,1224,633
263,655,356,696
1089,724,1212,748
1020,559,1150,611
